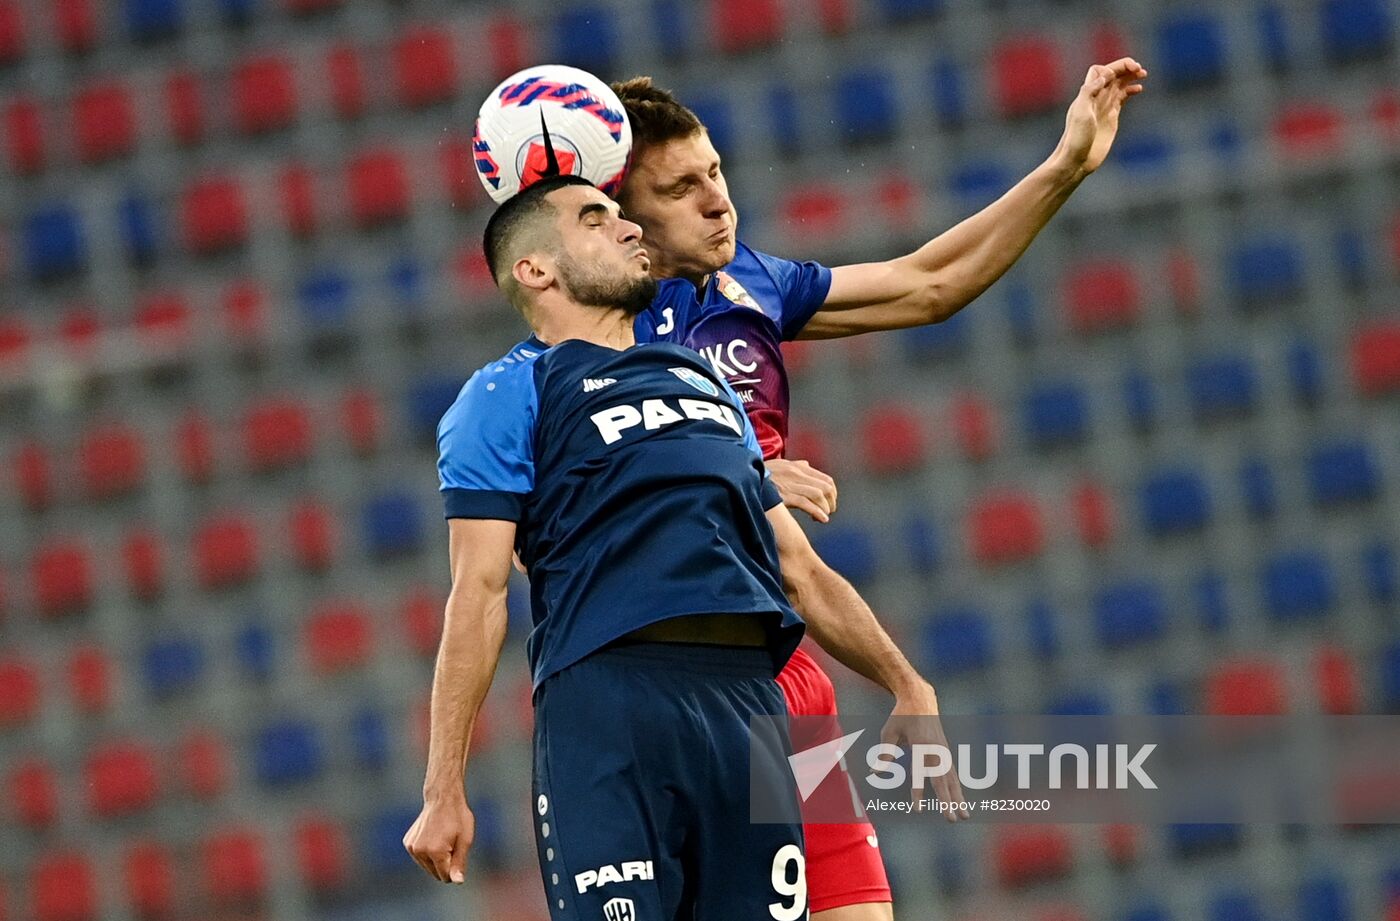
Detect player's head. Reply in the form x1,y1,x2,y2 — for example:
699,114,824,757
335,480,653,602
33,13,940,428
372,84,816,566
483,175,655,320
611,76,738,282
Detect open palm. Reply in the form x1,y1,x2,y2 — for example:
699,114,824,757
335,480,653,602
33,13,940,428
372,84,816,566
1062,58,1149,174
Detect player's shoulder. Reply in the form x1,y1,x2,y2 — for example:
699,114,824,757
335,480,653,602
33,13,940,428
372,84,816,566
438,337,547,437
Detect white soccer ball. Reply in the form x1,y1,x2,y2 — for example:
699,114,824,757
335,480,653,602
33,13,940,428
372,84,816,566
472,64,633,205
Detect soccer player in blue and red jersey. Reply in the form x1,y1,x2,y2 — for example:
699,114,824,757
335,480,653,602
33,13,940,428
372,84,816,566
612,58,1147,919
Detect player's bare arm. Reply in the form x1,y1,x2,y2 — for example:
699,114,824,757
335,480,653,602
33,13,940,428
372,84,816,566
404,517,515,885
801,57,1148,339
766,457,839,523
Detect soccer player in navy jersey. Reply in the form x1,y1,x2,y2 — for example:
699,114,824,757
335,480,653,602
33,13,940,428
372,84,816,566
403,174,953,920
612,59,1147,919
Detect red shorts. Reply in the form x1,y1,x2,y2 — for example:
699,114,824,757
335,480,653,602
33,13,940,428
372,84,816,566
777,645,892,914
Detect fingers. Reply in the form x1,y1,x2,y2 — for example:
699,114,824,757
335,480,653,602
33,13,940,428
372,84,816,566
449,837,468,884
787,493,831,524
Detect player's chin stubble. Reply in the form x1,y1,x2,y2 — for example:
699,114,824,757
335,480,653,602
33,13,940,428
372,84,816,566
557,254,658,317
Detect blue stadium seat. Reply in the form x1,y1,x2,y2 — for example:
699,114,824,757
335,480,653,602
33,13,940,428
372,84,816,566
1308,439,1380,505
1095,580,1167,648
767,83,802,156
1240,457,1278,519
652,0,693,59
126,0,184,41
1188,354,1258,420
217,0,257,24
553,6,617,73
1207,120,1243,161
1113,132,1175,174
119,192,160,265
1333,228,1368,289
923,607,994,675
1383,641,1400,710
1257,3,1293,71
1123,370,1159,431
1026,599,1058,659
687,96,734,154
903,515,941,574
1298,874,1350,921
1157,12,1228,90
1047,692,1110,716
1320,0,1394,64
1209,890,1265,921
1023,380,1089,447
903,307,970,358
1147,680,1187,715
298,267,353,327
1140,468,1211,535
1195,571,1230,633
1004,281,1038,345
142,636,205,698
878,0,943,22
949,160,1012,210
1169,823,1241,856
836,70,898,143
24,203,87,281
366,804,422,873
1363,540,1396,604
1288,340,1325,403
407,375,464,439
1263,550,1336,620
929,57,966,127
1124,906,1169,921
1231,236,1304,305
350,706,390,770
386,255,425,310
363,492,425,558
254,718,325,786
811,523,879,585
234,622,275,680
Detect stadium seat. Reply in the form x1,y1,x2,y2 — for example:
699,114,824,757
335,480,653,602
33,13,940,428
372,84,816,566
288,500,335,572
232,53,297,135
1072,481,1115,548
202,827,267,904
277,162,318,237
24,202,86,281
350,705,391,769
305,600,373,673
1297,874,1351,921
902,514,941,574
991,36,1065,117
393,24,458,109
325,43,367,120
1288,339,1325,403
126,0,183,41
118,191,159,265
780,183,846,242
293,813,348,890
1373,88,1400,140
995,826,1073,887
0,0,22,63
1274,101,1345,158
1122,370,1158,432
31,849,99,921
949,160,1012,210
1047,691,1111,716
135,291,193,358
122,839,174,918
949,392,999,460
1205,658,1287,715
1158,12,1227,90
5,96,45,174
835,70,898,143
10,758,58,829
858,403,926,474
1188,353,1258,420
403,589,443,657
553,6,617,73
1257,3,1292,71
810,524,879,585
174,410,215,484
875,171,921,233
1308,439,1380,505
68,645,112,715
285,0,341,15
33,540,93,617
177,730,228,799
1195,571,1230,633
485,12,529,79
650,0,693,58
968,491,1044,565
61,307,101,356
216,0,254,22
1026,599,1058,659
181,175,248,255
1321,0,1394,64
347,148,410,228
903,308,971,358
340,387,382,455
1095,580,1167,649
1350,321,1400,395
1231,236,1304,306
234,622,276,680
193,512,259,589
243,397,312,472
1140,468,1211,536
408,375,462,440
923,59,965,131
85,739,159,817
1023,380,1089,447
1169,823,1243,858
1383,642,1400,711
1148,680,1187,715
1333,227,1369,290
222,278,265,342
78,422,145,499
0,657,40,728
1112,131,1176,175
1263,550,1336,620
1167,248,1202,311
164,69,204,145
924,607,995,675
1065,260,1140,333
439,135,477,208
14,438,52,511
1314,645,1361,715
73,80,136,162
1364,540,1396,604
713,0,783,54
363,492,426,558
1123,906,1167,921
255,719,324,787
1240,457,1278,519
687,95,735,155
142,635,205,698
54,0,97,53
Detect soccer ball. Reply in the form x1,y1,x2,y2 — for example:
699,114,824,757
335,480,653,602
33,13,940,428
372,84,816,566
472,64,633,205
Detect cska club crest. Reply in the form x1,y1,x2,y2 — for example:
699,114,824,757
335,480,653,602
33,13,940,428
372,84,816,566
715,271,762,311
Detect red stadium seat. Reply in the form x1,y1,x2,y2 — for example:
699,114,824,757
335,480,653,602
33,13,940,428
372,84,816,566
278,162,318,237
31,850,98,921
784,422,832,472
0,658,40,727
85,739,159,818
816,0,852,35
193,513,259,590
305,600,373,673
326,43,367,119
992,37,1066,118
341,388,381,455
0,315,32,370
5,96,45,174
32,540,93,618
1090,21,1130,63
289,500,335,572
452,246,495,300
969,491,1044,565
1103,823,1139,865
182,175,248,255
1351,321,1400,396
1205,658,1288,715
293,814,347,891
403,588,443,658
393,24,458,109
164,69,204,146
1274,101,1345,158
14,439,52,511
174,411,215,484
122,529,163,601
874,172,921,233
285,0,341,15
68,645,112,714
1064,260,1141,333
1166,248,1201,314
858,403,927,474
9,758,57,829
73,80,136,163
347,148,410,228
1373,88,1400,142
122,839,174,919
244,398,312,472
713,0,784,54
949,392,999,461
780,184,846,242
779,339,813,376
177,730,228,800
53,0,96,53
134,292,192,359
994,825,1073,887
202,827,267,905
1071,481,1115,548
232,53,297,135
440,135,477,209
1314,645,1360,715
78,422,145,500
223,279,265,341
485,14,529,80
0,0,23,64
60,308,101,357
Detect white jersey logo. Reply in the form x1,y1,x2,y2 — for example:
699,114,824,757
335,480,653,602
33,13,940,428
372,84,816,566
603,898,636,921
582,377,618,392
576,860,654,894
669,366,720,396
591,397,742,445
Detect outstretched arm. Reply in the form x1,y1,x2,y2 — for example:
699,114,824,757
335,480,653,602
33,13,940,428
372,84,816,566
799,58,1148,339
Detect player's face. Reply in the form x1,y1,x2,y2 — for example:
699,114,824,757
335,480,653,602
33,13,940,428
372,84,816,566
548,185,657,315
617,131,738,281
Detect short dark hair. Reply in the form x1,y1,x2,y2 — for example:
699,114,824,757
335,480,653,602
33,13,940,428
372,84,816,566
482,174,595,288
611,76,703,156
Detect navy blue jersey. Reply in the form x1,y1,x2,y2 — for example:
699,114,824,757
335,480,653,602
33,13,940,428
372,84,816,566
437,336,804,687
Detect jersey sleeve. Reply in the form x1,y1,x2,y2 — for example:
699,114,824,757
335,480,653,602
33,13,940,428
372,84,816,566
750,247,833,341
719,376,782,511
436,365,538,520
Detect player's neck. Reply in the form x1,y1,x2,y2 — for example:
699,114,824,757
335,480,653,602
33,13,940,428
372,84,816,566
532,307,636,351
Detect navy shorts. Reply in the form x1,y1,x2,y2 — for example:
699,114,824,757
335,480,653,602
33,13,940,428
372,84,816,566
531,641,808,921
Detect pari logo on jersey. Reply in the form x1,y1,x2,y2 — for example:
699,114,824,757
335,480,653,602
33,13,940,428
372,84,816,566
574,860,655,894
590,396,743,445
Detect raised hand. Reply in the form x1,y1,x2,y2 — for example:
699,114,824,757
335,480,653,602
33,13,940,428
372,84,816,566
1059,57,1149,175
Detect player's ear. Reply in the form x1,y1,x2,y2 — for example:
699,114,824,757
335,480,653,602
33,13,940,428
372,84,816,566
512,253,553,293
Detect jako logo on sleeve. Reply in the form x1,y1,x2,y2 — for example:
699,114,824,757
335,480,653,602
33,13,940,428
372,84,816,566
591,398,742,445
575,860,655,893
